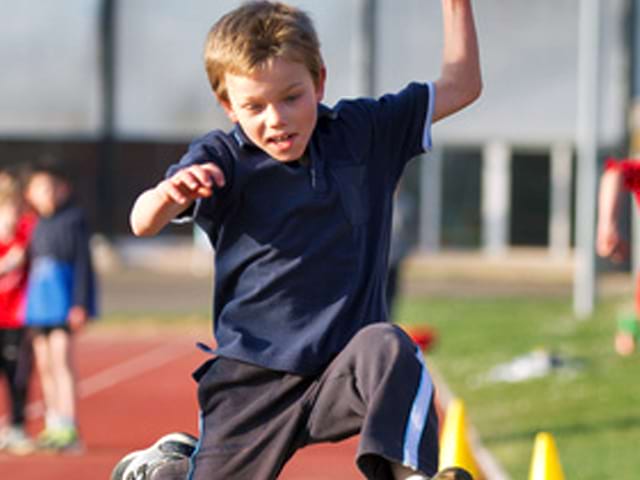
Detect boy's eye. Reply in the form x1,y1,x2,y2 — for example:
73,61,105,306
284,94,300,103
245,103,264,113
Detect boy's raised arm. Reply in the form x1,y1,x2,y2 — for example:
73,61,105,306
130,162,225,237
433,0,482,123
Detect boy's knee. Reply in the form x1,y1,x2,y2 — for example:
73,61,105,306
354,323,417,360
347,324,432,405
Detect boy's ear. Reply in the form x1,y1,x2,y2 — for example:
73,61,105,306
218,96,239,123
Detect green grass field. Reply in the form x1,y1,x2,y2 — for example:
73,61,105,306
396,293,640,479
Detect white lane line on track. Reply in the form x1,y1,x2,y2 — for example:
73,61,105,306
78,340,191,397
1,340,193,423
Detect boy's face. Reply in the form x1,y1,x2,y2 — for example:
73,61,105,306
25,173,68,218
219,58,326,162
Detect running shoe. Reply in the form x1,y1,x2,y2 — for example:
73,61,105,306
0,426,35,455
36,427,83,453
111,432,197,480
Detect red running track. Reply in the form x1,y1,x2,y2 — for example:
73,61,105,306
0,329,360,479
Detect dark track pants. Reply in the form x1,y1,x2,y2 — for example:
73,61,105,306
0,328,32,427
188,323,440,480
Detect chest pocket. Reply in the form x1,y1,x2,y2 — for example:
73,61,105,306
330,164,370,226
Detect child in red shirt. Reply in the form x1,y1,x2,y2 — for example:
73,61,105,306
0,170,37,453
597,158,640,355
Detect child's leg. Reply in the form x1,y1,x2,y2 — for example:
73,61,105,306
33,327,80,450
46,328,77,426
2,328,32,428
304,323,440,479
32,331,58,424
0,327,35,453
113,328,452,480
190,357,313,480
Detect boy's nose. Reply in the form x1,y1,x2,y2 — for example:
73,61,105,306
265,105,286,127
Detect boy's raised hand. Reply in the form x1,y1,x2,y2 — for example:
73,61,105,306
433,0,482,122
158,163,226,206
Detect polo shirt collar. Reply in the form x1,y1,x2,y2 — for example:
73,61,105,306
318,103,337,121
231,124,253,149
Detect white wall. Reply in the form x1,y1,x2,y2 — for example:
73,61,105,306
0,0,101,137
0,0,630,148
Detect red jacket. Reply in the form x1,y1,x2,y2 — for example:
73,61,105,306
0,212,37,328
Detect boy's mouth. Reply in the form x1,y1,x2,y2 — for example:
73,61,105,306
268,133,296,145
266,133,300,157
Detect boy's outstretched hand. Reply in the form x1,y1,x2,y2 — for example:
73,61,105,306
130,162,225,237
157,163,226,206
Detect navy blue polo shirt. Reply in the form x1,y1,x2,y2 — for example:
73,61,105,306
169,82,434,375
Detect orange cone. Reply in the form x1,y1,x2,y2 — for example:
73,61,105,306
400,324,438,352
439,398,482,479
528,432,565,480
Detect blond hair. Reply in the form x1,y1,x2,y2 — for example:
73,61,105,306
204,1,323,102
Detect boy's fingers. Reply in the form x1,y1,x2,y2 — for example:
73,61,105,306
173,170,200,191
169,177,212,201
172,164,225,191
163,163,224,203
189,165,214,189
200,163,226,187
195,186,213,197
178,169,213,198
160,180,191,205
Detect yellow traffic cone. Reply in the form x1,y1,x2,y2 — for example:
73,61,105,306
528,432,565,480
439,398,482,479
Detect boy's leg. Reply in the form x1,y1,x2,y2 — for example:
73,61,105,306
112,357,314,480
189,357,314,480
303,323,440,479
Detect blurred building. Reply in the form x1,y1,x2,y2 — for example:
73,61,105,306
0,0,631,257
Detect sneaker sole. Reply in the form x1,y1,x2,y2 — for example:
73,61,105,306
5,443,36,456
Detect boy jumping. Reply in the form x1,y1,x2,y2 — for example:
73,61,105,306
116,1,481,479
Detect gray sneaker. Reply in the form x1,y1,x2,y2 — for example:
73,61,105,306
432,467,474,480
0,426,35,455
110,432,198,480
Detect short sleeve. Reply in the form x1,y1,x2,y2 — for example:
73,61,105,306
338,82,432,182
165,131,234,232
